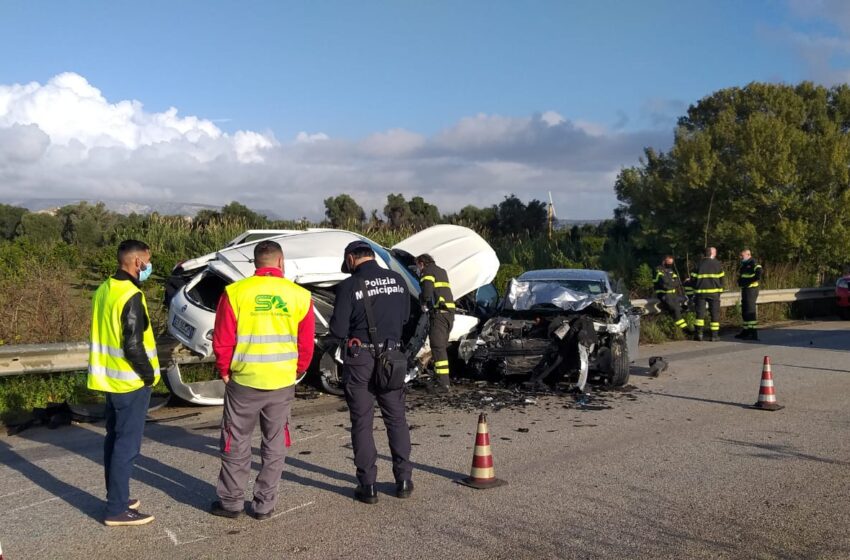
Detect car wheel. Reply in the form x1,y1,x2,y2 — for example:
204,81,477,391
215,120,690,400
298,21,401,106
318,350,344,396
608,336,630,387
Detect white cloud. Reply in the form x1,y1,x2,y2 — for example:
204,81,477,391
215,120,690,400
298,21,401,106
0,72,671,220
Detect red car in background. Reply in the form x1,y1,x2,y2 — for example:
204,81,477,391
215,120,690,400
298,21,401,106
837,275,850,319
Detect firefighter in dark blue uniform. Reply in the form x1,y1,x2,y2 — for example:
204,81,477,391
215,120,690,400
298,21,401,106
692,247,725,342
653,255,689,333
329,240,413,504
735,249,763,340
416,254,455,392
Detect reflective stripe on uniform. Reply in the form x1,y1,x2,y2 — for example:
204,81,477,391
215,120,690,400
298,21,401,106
88,364,150,381
89,342,157,361
420,275,436,283
674,318,687,328
656,289,676,294
710,322,720,331
695,288,723,293
232,352,299,363
236,334,296,344
694,319,705,327
692,272,725,278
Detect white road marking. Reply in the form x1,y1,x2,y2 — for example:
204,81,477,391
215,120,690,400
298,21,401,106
293,432,323,443
269,500,314,520
0,485,38,499
164,528,209,546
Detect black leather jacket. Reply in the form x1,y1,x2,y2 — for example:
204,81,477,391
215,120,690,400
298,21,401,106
113,270,156,385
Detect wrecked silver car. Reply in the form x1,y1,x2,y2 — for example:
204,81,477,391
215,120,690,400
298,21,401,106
458,269,640,391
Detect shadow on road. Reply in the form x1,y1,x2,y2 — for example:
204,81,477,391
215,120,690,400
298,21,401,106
143,423,356,499
754,328,850,352
13,422,216,515
645,391,752,409
0,437,102,522
772,363,850,374
719,438,850,466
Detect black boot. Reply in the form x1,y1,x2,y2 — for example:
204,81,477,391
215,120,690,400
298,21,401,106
354,484,378,505
748,329,759,341
710,331,719,342
734,329,748,339
693,330,703,342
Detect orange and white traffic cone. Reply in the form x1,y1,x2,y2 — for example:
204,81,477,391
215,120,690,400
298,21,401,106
456,413,507,489
750,356,784,411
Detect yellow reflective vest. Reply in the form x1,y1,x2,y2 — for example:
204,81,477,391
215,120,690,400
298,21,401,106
88,278,160,393
225,275,312,390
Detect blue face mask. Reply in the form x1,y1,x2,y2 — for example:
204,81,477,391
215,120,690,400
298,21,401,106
139,262,153,282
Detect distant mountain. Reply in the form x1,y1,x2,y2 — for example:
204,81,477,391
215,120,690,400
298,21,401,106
7,198,237,218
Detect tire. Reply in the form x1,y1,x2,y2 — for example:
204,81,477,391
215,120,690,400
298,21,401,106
318,350,344,396
608,336,630,387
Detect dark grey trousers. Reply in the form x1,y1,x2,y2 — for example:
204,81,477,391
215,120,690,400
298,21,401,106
343,349,412,486
216,380,294,514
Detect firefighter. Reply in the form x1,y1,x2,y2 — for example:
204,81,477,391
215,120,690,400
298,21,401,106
87,239,159,526
415,254,455,393
692,247,725,341
210,240,315,520
735,249,763,340
653,255,689,332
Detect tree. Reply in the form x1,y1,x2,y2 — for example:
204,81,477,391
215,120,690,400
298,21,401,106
0,204,27,240
19,212,63,244
56,202,118,246
408,196,440,228
615,81,850,276
323,194,366,228
383,193,411,228
221,201,267,227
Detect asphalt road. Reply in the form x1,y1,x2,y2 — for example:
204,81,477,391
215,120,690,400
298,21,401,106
1,321,849,559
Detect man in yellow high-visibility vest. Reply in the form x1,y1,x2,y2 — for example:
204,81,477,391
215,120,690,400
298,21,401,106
88,239,160,526
210,240,315,520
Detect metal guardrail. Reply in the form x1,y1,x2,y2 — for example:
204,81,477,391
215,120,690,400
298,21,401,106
631,287,835,314
0,337,213,378
0,288,836,378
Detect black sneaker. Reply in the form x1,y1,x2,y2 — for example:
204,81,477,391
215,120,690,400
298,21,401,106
128,498,140,511
104,510,155,526
210,500,242,519
354,484,378,505
396,480,414,499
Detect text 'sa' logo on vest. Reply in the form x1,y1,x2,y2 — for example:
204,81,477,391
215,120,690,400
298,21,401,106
254,294,289,314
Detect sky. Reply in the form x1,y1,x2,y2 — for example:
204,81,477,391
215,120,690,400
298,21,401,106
1,0,849,220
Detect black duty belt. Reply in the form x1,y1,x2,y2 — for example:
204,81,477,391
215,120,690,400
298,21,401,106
348,338,400,350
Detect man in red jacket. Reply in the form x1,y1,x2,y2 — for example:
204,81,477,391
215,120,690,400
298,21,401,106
210,240,315,520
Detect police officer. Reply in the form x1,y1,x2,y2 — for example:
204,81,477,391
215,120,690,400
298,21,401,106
692,247,725,341
330,240,413,504
653,255,689,332
415,254,455,392
88,239,159,526
735,249,763,340
210,240,315,520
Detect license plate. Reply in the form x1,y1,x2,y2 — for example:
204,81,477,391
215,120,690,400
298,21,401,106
171,315,196,339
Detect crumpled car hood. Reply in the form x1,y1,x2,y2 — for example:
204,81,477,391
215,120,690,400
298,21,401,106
504,279,622,312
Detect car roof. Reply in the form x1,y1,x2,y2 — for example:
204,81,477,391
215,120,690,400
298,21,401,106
517,269,610,282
